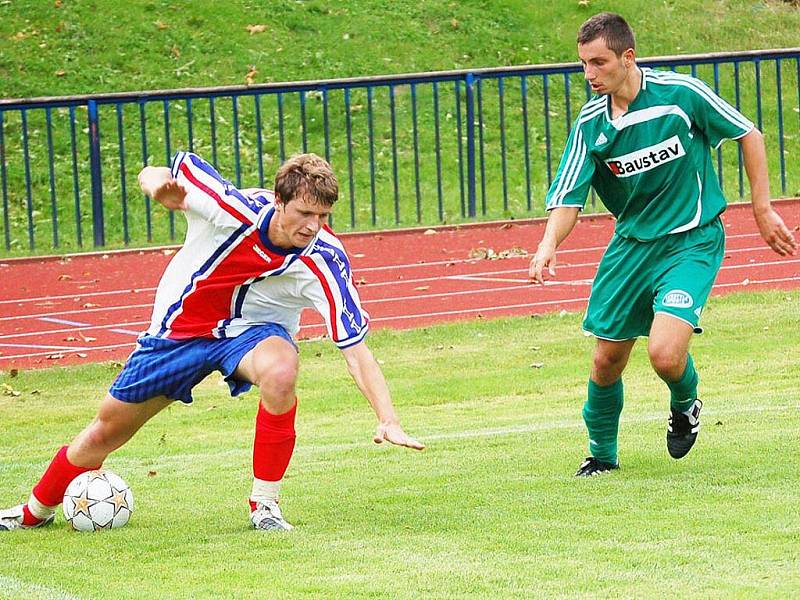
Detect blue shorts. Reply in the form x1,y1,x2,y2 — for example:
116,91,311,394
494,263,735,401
109,323,296,404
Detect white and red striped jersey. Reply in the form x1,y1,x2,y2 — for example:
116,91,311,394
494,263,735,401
144,151,369,349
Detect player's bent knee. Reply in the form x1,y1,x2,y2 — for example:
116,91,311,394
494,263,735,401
648,346,684,380
255,362,298,404
592,351,627,382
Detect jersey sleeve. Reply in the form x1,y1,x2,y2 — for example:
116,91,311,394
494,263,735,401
299,241,370,349
170,151,262,226
683,77,754,148
545,119,595,211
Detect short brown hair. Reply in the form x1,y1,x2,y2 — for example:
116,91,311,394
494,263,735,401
577,12,635,56
274,153,339,206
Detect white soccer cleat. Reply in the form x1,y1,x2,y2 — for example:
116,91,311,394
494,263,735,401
0,505,55,531
250,499,294,531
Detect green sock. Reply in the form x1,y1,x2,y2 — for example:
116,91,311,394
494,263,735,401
583,379,624,464
667,354,699,413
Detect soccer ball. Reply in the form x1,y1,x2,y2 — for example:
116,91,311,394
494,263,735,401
62,470,134,531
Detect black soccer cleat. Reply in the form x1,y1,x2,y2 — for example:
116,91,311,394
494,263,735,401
667,399,703,459
575,456,619,477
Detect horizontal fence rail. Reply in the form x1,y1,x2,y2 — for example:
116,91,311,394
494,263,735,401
0,48,798,255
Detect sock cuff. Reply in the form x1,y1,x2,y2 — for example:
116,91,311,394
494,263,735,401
27,493,57,519
588,378,623,397
256,401,298,434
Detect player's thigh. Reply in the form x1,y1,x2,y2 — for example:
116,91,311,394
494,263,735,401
584,235,658,340
652,219,725,333
647,312,694,375
69,394,173,462
233,335,299,388
110,335,213,405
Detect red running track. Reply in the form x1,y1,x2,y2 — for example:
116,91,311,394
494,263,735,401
1,199,798,371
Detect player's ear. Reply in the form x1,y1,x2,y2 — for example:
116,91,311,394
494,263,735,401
622,48,635,66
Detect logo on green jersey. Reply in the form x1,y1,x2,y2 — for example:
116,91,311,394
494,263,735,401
662,289,694,308
606,135,686,178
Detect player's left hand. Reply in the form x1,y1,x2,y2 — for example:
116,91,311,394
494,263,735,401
374,422,425,450
755,208,797,256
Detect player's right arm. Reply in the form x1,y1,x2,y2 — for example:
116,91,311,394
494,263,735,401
529,108,597,284
529,206,580,284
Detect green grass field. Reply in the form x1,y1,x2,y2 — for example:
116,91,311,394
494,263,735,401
1,290,798,599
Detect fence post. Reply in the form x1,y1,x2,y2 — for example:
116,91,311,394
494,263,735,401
465,72,477,218
88,99,104,247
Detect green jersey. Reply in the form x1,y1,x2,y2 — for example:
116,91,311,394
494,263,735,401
546,67,753,241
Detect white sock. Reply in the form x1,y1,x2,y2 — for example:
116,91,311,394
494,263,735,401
250,478,281,504
27,494,57,519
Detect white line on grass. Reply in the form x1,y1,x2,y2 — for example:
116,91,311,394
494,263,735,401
0,576,86,600
5,402,788,468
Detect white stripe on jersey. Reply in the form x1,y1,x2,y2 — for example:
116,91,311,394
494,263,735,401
547,99,605,208
668,173,703,234
306,229,369,345
645,71,753,132
174,152,261,224
608,104,692,131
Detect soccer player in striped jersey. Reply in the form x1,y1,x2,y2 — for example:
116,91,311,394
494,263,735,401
0,152,423,532
529,13,796,476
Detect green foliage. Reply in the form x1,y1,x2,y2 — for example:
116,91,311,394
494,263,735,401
0,291,798,598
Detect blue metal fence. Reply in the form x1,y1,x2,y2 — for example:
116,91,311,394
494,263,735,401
0,48,798,255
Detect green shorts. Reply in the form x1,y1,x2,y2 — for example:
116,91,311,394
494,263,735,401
583,218,725,340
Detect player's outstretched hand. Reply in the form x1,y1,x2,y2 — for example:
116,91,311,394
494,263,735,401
374,421,425,450
529,242,557,284
755,207,797,256
138,167,188,211
153,180,188,211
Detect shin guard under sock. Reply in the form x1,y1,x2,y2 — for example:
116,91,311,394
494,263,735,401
583,379,624,464
252,401,297,484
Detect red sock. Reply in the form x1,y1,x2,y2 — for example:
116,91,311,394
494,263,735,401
21,505,43,526
253,401,297,482
30,446,101,510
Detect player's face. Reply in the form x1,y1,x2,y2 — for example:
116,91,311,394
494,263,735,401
274,195,333,248
578,38,633,95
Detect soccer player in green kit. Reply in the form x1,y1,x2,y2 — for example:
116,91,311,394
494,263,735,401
529,12,797,476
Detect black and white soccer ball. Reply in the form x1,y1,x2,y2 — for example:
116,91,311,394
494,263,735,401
62,470,134,531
